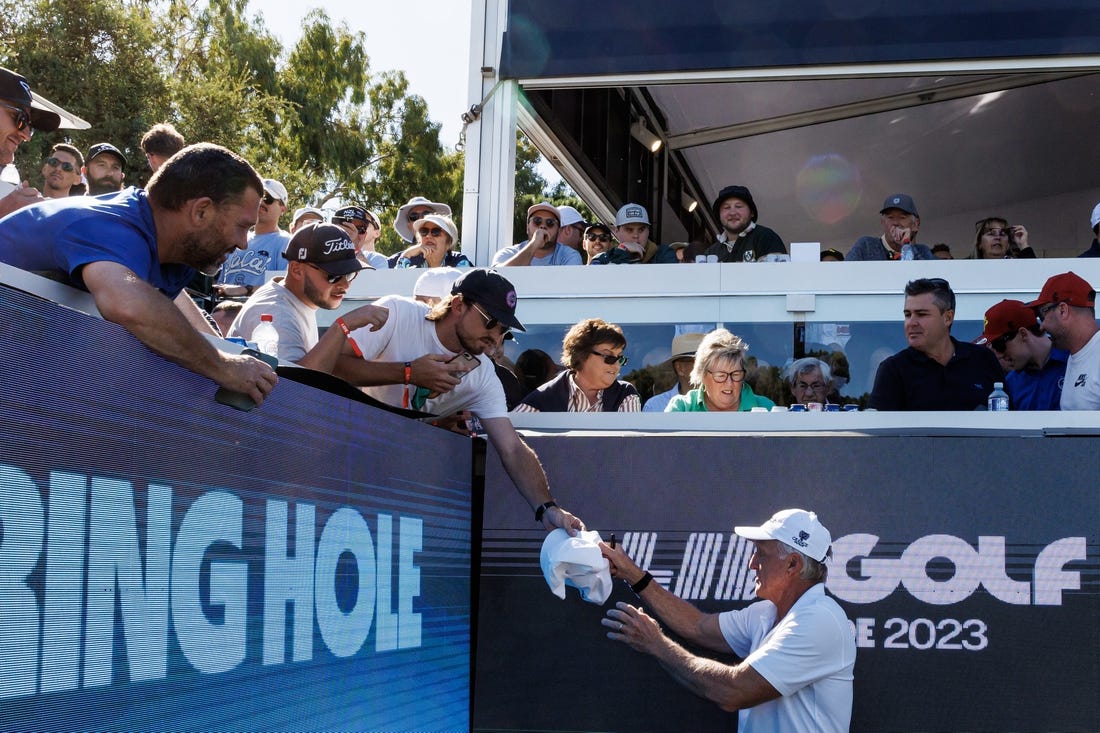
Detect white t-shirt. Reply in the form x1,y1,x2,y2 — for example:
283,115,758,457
227,278,317,363
1061,329,1100,410
718,584,855,733
347,295,508,419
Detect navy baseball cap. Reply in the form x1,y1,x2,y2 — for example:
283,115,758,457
451,268,526,332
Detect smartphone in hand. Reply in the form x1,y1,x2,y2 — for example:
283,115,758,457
446,351,480,380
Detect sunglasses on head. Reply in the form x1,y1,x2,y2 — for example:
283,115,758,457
585,233,611,242
306,263,358,284
529,216,557,227
470,302,511,337
591,350,627,366
1,102,34,137
418,226,445,238
45,156,76,172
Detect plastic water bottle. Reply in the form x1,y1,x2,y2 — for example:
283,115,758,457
900,244,914,260
987,382,1009,412
251,314,279,358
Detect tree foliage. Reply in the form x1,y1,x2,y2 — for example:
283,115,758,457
0,0,463,236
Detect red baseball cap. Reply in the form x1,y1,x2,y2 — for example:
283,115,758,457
980,300,1037,343
1025,272,1096,309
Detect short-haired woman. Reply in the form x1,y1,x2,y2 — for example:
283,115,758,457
514,318,640,412
666,328,775,412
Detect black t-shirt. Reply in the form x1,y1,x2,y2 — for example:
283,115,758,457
869,339,1003,411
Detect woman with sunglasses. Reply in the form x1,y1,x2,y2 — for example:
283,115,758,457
666,329,775,412
582,223,614,264
514,318,640,412
389,213,473,269
970,216,1035,259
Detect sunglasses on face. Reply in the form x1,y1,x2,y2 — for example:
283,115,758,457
418,227,445,238
354,224,368,234
1,102,34,137
990,330,1019,353
306,263,358,284
407,210,432,222
44,156,76,172
585,233,611,242
1036,302,1063,320
470,301,511,337
262,194,281,206
528,216,557,227
707,368,746,383
591,350,627,366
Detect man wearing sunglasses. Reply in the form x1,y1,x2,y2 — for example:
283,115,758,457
869,277,1001,410
0,142,279,406
0,66,86,217
40,143,84,199
215,178,291,297
977,299,1066,411
228,222,385,370
1027,271,1100,410
492,201,583,267
333,268,586,536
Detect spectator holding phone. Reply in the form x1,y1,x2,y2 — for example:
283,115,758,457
514,318,640,412
970,216,1035,259
333,269,586,535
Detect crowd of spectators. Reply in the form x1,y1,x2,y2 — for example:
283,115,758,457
1,64,1098,419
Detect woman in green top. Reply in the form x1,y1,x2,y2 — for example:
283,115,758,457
665,328,775,412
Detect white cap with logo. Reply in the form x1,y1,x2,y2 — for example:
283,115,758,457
734,508,832,562
615,203,650,227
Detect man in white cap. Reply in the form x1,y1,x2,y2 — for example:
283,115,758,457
1076,203,1100,257
393,195,452,244
215,177,291,297
290,206,324,233
0,66,87,216
600,508,855,732
642,332,705,412
556,204,587,254
492,201,582,266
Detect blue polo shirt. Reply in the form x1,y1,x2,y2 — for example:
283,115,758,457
1005,348,1068,410
0,187,193,297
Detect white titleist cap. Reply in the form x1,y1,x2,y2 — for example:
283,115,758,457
734,508,832,562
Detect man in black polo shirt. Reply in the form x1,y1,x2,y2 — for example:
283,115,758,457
870,278,1002,410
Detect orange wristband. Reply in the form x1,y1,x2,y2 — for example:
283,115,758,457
335,317,363,357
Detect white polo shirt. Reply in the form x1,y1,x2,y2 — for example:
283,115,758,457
718,583,855,733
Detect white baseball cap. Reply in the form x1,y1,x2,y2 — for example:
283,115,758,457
1090,202,1100,230
557,205,585,227
262,178,288,203
734,508,832,562
413,267,462,301
615,203,650,227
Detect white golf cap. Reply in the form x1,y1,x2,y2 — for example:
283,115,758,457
734,508,832,562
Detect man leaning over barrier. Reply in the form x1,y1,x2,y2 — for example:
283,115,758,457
600,509,855,733
0,143,278,406
332,268,585,535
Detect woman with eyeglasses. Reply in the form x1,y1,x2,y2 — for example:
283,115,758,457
666,329,775,412
389,213,473,269
971,216,1035,259
582,223,614,264
514,318,640,412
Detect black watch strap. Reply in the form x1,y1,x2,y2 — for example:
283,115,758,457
535,500,557,523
